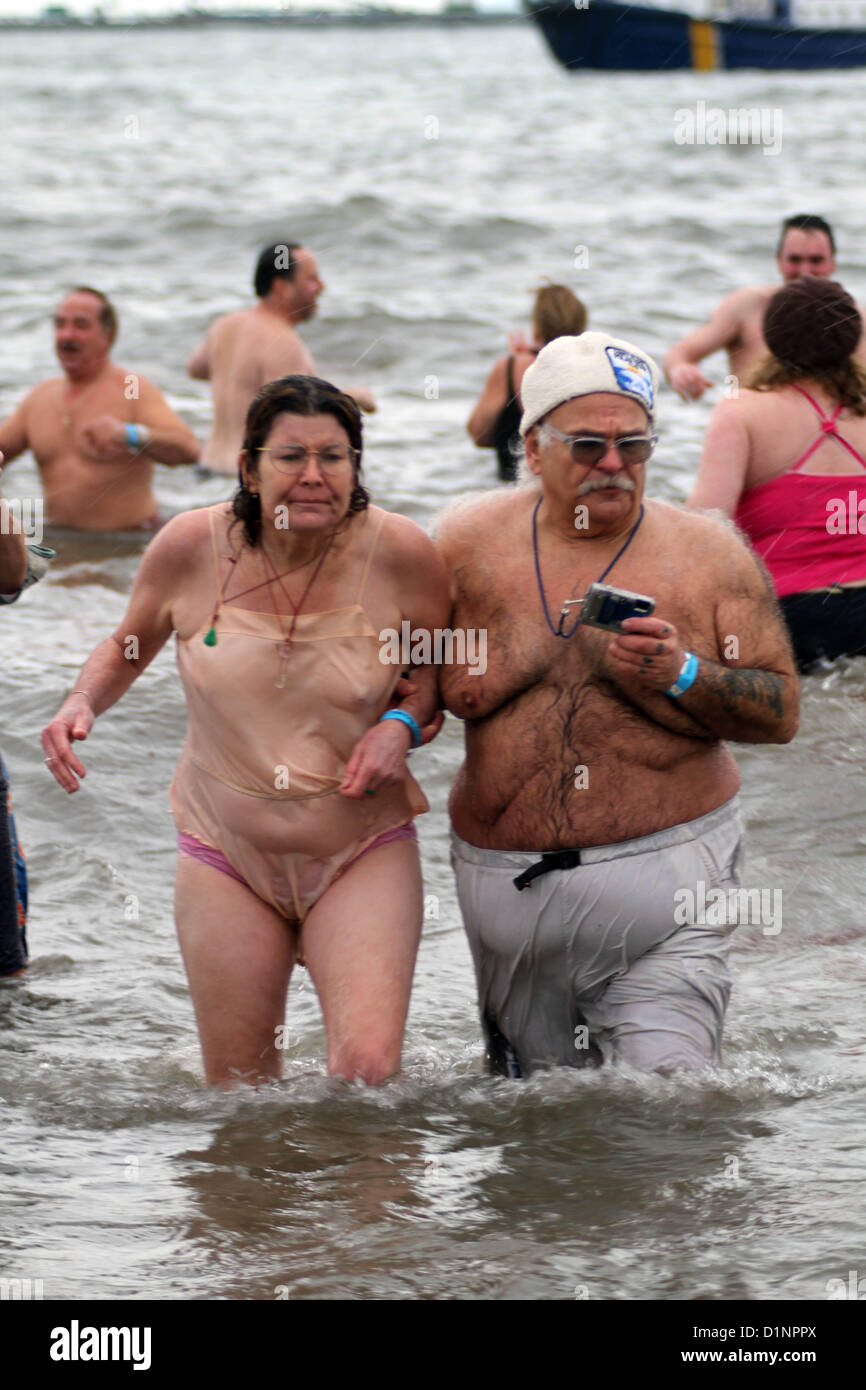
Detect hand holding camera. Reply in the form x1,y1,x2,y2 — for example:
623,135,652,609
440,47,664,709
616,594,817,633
578,583,684,691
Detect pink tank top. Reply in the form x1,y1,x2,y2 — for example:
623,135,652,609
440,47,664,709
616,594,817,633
733,387,866,597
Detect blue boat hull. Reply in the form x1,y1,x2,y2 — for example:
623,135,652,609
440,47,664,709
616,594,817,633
527,0,866,71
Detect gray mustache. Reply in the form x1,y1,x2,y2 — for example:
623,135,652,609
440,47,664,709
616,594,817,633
576,475,636,496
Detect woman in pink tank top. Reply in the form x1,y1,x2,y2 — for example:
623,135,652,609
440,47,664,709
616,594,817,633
688,278,866,671
41,377,450,1088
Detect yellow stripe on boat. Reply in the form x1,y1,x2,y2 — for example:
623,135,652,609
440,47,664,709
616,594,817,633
689,19,720,71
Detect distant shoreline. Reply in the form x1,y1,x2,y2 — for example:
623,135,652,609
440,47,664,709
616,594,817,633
0,10,527,31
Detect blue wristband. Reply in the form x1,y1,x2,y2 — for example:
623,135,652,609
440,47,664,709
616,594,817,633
666,651,699,698
379,709,422,749
125,423,142,450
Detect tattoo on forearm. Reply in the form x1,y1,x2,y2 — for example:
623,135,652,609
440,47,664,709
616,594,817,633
698,664,784,720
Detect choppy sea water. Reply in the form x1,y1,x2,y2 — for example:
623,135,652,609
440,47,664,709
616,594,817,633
1,20,865,1306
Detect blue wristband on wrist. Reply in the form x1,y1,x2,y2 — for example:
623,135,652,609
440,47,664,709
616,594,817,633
379,708,422,749
666,651,699,698
125,423,142,450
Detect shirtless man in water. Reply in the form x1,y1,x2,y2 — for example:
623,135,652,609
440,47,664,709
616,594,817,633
664,213,865,400
188,243,376,475
437,332,798,1076
0,288,200,532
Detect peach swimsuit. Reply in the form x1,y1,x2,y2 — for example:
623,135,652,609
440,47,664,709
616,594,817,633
170,506,427,921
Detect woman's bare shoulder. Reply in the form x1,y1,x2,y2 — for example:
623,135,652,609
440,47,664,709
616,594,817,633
137,504,231,578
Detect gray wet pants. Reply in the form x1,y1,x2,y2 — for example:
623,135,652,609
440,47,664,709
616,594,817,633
450,796,745,1076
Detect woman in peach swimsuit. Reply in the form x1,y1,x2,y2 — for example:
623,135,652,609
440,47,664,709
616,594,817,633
42,376,449,1088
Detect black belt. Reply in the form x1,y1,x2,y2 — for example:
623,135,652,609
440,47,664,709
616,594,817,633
513,849,582,891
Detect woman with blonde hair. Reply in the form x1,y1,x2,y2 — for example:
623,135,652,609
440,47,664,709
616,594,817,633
468,285,587,481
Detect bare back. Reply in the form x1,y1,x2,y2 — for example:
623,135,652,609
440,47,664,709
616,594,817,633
198,309,317,473
740,383,866,489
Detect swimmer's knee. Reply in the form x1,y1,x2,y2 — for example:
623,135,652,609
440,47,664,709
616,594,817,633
327,1042,400,1086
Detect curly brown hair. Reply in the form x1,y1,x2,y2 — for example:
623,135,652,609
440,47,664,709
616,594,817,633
232,376,370,547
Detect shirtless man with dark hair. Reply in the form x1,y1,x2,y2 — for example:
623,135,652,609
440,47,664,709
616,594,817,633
437,332,799,1077
188,242,375,475
0,289,200,531
664,213,864,400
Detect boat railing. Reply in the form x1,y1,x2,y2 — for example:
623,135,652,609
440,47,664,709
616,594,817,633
705,0,866,24
636,1,866,25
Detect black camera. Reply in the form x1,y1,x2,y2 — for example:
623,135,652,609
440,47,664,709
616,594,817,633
578,581,655,633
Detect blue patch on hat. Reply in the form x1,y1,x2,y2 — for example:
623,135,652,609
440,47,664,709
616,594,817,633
605,346,654,412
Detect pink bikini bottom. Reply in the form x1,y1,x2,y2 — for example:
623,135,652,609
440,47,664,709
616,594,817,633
177,821,418,905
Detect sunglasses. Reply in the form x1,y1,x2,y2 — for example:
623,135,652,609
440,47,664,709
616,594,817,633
539,423,657,467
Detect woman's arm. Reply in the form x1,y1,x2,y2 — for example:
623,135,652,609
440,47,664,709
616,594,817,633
467,356,510,447
41,514,199,793
340,517,451,799
686,396,752,514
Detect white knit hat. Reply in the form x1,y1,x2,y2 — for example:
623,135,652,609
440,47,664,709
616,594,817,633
520,332,659,435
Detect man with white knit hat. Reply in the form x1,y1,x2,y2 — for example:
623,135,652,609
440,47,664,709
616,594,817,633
437,330,799,1077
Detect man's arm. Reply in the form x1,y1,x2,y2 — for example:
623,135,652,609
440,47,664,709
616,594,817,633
686,397,751,513
0,458,27,593
663,291,748,400
0,397,32,467
81,378,200,467
134,378,200,465
467,356,509,447
187,332,212,381
341,384,377,414
0,531,27,594
606,527,798,744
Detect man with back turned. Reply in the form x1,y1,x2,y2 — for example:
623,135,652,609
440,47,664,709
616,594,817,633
436,332,799,1077
188,242,375,474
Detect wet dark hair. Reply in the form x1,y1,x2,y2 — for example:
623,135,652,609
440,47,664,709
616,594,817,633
776,213,835,256
68,286,118,343
253,242,302,298
232,375,370,547
748,279,866,414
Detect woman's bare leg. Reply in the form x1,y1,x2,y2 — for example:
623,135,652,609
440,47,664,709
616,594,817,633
300,840,423,1083
174,856,296,1088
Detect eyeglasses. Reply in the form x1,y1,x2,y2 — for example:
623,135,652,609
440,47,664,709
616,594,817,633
539,423,657,467
258,445,357,475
